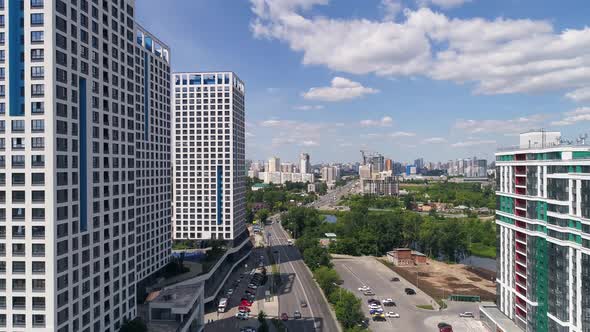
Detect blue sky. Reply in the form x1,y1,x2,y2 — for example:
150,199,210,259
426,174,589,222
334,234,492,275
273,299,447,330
137,0,590,164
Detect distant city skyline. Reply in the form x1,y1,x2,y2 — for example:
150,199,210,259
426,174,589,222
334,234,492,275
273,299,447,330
138,0,590,162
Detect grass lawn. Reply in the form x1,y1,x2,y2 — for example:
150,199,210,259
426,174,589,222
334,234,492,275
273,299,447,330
469,242,496,259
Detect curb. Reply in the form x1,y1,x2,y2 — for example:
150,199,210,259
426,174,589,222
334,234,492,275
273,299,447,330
309,275,343,332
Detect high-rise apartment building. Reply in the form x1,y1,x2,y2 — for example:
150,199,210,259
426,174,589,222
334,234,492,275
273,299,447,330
300,153,311,174
491,130,590,332
0,0,172,331
321,166,340,183
172,72,246,241
268,156,280,173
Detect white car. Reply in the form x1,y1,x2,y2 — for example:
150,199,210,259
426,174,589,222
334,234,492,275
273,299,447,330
227,289,234,295
368,303,382,310
385,312,400,318
236,312,249,320
459,312,475,318
358,286,371,292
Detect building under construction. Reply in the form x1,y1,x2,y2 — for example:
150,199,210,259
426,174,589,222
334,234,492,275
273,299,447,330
359,150,399,196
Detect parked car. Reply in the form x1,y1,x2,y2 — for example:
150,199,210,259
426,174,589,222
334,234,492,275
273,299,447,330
368,303,381,310
404,288,416,295
235,312,249,320
438,322,453,332
363,290,375,296
367,298,379,304
385,312,400,318
358,286,371,292
300,300,308,308
281,313,289,321
390,277,400,282
248,284,258,290
383,299,396,306
239,327,256,332
293,311,302,319
240,299,253,307
459,312,475,318
369,308,384,315
227,289,234,296
372,313,386,321
358,318,370,328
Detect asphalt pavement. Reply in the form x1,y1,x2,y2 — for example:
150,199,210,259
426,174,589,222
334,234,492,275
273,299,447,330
266,222,341,332
332,256,486,332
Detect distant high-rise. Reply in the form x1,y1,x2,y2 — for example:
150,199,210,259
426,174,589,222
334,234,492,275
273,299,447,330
385,159,393,171
300,153,311,174
172,72,246,240
268,156,280,173
321,166,340,183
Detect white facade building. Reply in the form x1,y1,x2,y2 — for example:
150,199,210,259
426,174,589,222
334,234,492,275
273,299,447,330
172,72,246,241
0,0,173,331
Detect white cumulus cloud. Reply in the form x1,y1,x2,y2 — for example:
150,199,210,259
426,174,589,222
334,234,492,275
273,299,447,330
454,114,549,134
360,116,393,127
552,107,590,126
293,105,325,110
423,137,447,144
302,77,379,102
416,0,471,9
451,139,496,147
250,1,590,98
389,131,416,137
566,87,590,103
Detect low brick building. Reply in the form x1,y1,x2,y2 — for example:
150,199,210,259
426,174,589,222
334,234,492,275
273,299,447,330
387,248,427,266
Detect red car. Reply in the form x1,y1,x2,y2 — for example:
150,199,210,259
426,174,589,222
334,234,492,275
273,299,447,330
240,300,253,307
281,313,289,321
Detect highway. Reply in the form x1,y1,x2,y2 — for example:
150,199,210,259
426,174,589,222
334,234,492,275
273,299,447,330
308,180,359,210
266,221,340,332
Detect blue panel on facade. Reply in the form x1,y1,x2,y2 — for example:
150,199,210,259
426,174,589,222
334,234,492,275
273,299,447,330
144,53,149,140
8,0,24,116
79,78,88,232
217,166,223,225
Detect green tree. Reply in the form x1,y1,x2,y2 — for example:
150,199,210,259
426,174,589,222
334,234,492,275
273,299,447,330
334,290,364,329
255,208,270,224
313,266,339,296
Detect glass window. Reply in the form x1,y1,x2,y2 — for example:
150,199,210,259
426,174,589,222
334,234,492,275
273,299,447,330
31,120,44,132
11,120,24,132
31,101,43,114
30,0,43,8
30,13,43,25
31,66,44,79
31,31,44,43
31,49,43,61
31,84,44,96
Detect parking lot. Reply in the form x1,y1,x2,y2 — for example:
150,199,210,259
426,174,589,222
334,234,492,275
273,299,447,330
204,246,271,331
332,256,486,332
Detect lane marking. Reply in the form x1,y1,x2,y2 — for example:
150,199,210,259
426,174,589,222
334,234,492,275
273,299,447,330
271,223,318,331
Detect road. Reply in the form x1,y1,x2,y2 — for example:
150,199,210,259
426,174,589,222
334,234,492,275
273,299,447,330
332,256,485,332
266,221,340,332
308,180,359,210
